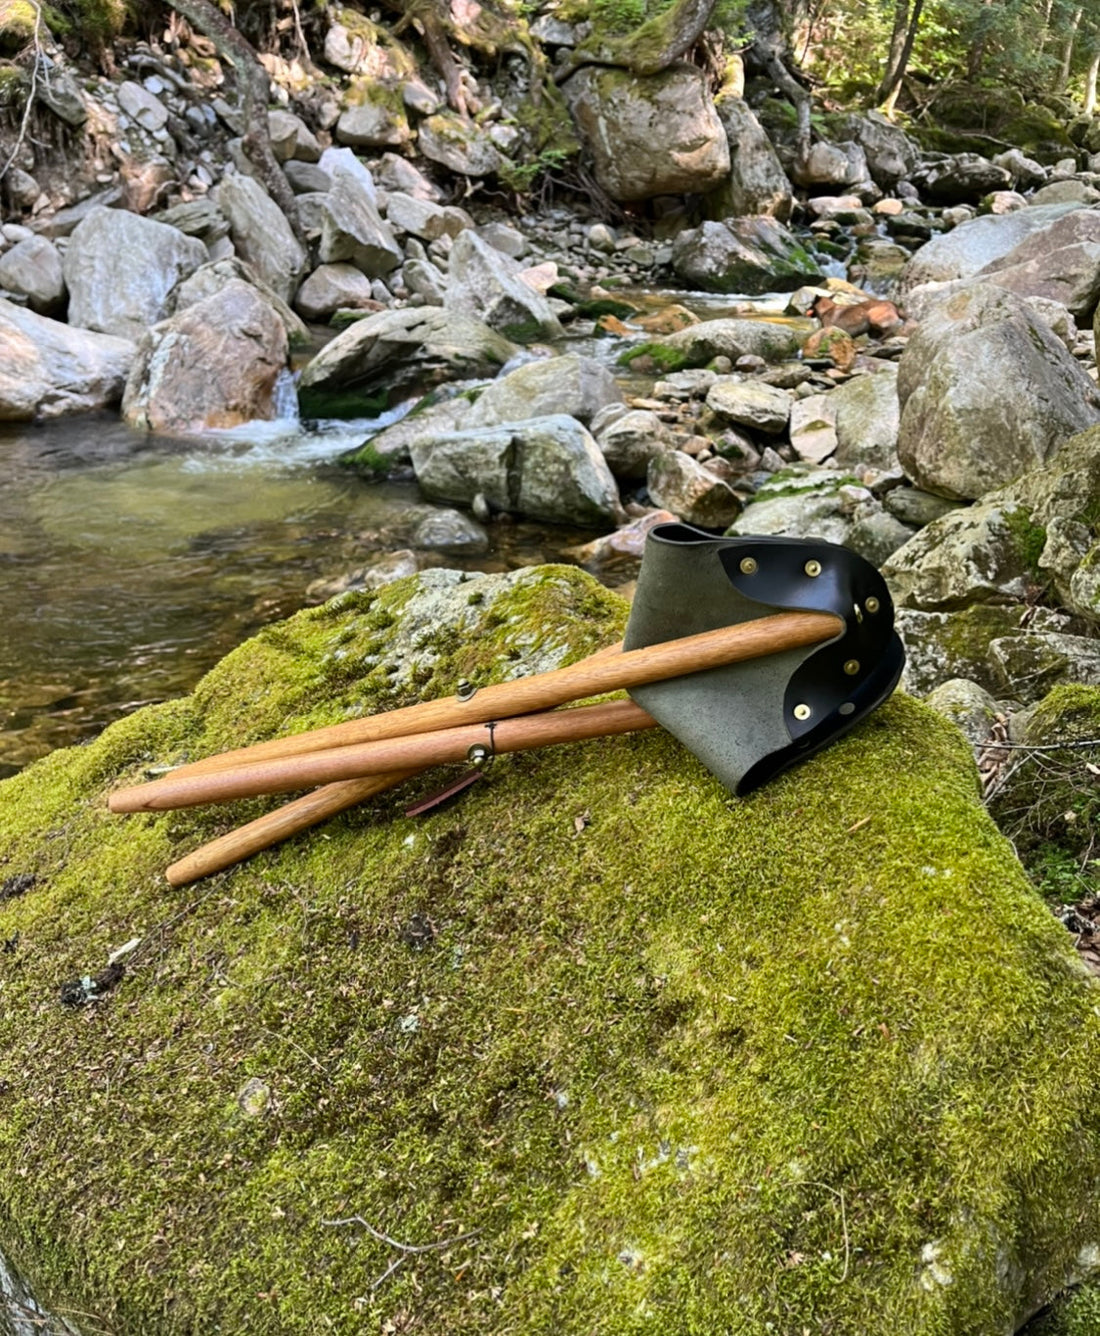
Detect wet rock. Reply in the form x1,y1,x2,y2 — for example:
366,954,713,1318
410,414,622,526
646,450,741,528
62,207,205,341
410,506,489,555
297,306,517,417
295,263,380,321
0,297,134,420
342,392,476,472
122,279,288,433
213,173,308,304
564,508,678,577
671,217,823,295
562,64,729,202
661,316,804,366
172,258,309,349
445,230,563,342
307,548,424,601
469,353,622,429
0,234,65,316
705,379,790,434
896,284,1100,500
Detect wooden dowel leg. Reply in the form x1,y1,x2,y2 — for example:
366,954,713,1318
165,769,422,887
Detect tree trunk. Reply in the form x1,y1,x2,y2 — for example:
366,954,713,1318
163,0,302,240
1085,45,1100,112
746,0,812,158
1058,5,1083,91
556,0,719,81
876,0,924,111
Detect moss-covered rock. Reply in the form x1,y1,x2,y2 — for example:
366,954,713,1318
2,566,1100,1335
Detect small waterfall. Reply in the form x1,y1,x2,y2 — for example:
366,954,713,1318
0,1247,81,1336
272,368,299,422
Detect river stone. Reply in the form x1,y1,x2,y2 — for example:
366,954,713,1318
671,217,823,295
4,565,1100,1333
916,153,1013,203
562,64,728,203
0,234,65,316
445,230,563,342
884,486,965,528
563,508,678,578
410,414,622,525
317,170,402,278
418,111,506,176
791,139,864,190
831,366,900,470
596,409,673,479
172,257,309,349
661,316,804,367
62,207,206,340
294,263,379,321
297,306,517,417
646,449,741,528
835,111,920,187
409,506,489,555
895,284,1100,500
705,378,790,434
213,173,308,304
336,92,412,149
0,296,134,420
1031,179,1100,207
726,468,854,545
896,605,1073,697
789,394,838,463
122,279,288,433
342,393,476,472
970,208,1100,319
992,147,1047,189
923,678,1001,747
469,354,623,430
386,193,470,242
896,202,1083,298
403,257,447,305
988,632,1100,698
117,78,168,131
710,94,792,221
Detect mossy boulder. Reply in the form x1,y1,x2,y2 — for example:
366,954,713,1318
2,566,1100,1335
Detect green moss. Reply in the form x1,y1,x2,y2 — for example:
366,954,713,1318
617,341,689,372
344,75,407,117
1031,1280,1100,1335
297,383,392,420
1004,504,1048,581
2,567,1100,1334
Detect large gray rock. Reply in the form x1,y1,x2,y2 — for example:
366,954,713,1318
974,208,1100,319
297,306,517,416
122,279,289,433
445,230,563,342
410,414,622,525
711,95,792,221
172,257,309,348
915,153,1013,203
295,263,379,321
62,207,205,340
646,450,741,528
896,605,1073,697
885,424,1100,625
831,367,900,470
835,112,920,188
661,316,804,365
469,354,623,429
267,109,322,163
596,409,673,479
726,468,858,546
385,193,471,242
896,284,1100,499
896,203,1083,298
671,217,822,295
318,170,402,277
335,91,412,149
0,234,65,316
0,297,134,420
705,378,791,434
791,139,870,191
562,65,729,203
417,113,506,177
213,174,308,304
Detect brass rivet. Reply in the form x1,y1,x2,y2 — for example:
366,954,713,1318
793,703,812,721
865,596,880,614
844,659,860,676
739,556,758,575
467,743,492,768
804,559,822,578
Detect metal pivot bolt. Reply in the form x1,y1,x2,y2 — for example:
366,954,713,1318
864,596,880,614
793,703,812,721
456,680,477,702
804,559,822,578
844,659,861,676
739,556,758,575
467,743,493,768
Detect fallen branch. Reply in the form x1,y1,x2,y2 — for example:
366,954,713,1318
0,0,45,186
323,1215,482,1290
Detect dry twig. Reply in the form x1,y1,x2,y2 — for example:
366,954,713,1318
323,1215,482,1290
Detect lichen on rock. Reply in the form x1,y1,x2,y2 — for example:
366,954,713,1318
1,565,1100,1334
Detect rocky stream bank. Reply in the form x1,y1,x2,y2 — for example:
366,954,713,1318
5,9,1100,1333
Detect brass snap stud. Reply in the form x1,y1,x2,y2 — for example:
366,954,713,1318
804,559,822,578
467,743,493,768
864,596,880,614
456,680,477,702
739,556,758,575
844,659,861,676
793,703,812,721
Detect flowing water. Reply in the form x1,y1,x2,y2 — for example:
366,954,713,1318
0,400,595,777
